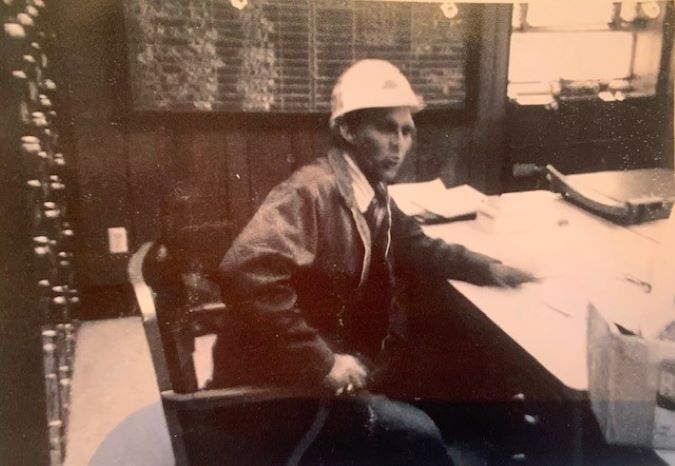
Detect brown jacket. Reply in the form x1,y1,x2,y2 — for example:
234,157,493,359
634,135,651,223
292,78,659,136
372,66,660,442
212,149,498,389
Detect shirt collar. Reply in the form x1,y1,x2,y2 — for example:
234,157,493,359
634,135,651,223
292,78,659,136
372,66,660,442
343,153,374,214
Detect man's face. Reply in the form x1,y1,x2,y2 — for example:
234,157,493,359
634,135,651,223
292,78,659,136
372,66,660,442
346,107,416,184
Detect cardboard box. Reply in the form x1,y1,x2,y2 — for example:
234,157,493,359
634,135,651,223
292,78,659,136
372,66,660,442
588,304,675,449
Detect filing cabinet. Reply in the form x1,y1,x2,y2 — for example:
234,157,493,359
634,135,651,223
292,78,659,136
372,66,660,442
3,1,78,464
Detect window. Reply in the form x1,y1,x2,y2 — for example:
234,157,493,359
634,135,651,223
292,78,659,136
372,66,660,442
123,0,469,112
508,1,668,105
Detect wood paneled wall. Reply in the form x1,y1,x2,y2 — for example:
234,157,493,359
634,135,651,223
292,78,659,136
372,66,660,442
125,113,332,244
123,110,471,247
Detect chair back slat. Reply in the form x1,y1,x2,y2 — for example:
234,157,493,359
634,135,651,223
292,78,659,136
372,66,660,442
128,241,173,392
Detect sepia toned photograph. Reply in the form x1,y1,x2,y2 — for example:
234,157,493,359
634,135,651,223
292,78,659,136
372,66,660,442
1,0,674,464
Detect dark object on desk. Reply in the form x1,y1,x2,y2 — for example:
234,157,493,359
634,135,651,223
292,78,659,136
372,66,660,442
414,211,477,225
546,165,675,225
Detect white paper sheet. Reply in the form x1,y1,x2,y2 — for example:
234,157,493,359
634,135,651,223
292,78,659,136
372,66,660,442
389,178,485,221
389,178,446,216
413,184,485,220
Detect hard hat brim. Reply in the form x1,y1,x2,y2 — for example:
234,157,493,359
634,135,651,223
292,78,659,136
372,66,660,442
330,101,425,128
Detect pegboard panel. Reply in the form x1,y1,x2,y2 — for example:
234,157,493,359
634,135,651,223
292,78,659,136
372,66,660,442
122,0,468,112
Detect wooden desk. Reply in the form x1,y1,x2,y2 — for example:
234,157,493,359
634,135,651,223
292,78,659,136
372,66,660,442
421,190,673,464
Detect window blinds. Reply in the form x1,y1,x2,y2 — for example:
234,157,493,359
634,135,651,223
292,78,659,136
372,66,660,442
124,0,468,112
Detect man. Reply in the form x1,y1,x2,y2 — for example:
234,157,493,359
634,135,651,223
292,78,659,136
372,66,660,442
213,59,533,465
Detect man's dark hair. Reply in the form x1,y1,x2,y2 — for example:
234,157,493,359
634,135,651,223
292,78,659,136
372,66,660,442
330,108,387,150
331,107,417,156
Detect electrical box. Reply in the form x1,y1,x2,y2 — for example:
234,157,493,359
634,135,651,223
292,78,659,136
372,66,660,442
107,227,128,254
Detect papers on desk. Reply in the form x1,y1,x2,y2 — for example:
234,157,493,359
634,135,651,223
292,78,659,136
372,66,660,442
453,271,666,334
571,272,675,340
522,271,670,339
476,191,562,233
587,209,675,339
526,277,590,319
389,179,485,224
389,178,445,216
453,276,590,320
583,276,649,336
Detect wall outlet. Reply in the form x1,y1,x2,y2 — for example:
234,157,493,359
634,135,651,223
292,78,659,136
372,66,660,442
107,227,128,254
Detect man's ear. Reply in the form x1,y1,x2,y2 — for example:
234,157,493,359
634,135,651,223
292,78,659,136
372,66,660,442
338,123,355,144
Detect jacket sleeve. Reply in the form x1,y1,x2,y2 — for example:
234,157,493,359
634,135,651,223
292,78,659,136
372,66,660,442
218,185,335,383
390,200,500,285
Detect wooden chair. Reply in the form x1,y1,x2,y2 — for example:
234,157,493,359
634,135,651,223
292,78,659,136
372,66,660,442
128,241,323,466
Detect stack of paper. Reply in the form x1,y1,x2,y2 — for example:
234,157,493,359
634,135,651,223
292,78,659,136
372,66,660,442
389,178,485,224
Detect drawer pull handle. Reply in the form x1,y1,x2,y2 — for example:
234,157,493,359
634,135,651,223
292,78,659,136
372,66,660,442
511,453,527,462
524,414,539,425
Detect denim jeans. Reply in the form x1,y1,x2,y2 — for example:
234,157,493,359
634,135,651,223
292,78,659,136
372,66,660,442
300,393,453,466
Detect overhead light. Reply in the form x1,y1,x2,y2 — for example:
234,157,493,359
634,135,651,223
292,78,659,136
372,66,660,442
640,2,661,19
440,1,458,19
230,0,247,10
620,1,637,22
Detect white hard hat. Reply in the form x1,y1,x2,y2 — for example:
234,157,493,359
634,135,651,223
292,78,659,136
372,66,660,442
330,59,424,128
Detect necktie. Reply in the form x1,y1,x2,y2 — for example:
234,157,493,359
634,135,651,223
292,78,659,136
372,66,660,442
365,182,389,240
353,182,393,360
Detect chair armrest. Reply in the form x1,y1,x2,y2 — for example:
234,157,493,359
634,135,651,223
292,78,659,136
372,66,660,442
160,386,325,411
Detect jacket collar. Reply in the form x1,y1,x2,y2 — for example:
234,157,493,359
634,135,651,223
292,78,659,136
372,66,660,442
327,148,372,287
342,154,375,214
327,148,358,208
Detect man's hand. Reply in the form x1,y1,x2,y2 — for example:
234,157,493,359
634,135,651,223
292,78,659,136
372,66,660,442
324,353,368,395
488,263,536,288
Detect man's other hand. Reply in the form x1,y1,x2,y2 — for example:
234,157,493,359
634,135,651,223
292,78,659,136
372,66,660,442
325,353,368,395
488,263,536,288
